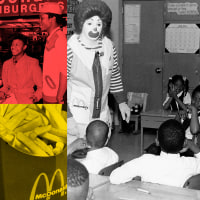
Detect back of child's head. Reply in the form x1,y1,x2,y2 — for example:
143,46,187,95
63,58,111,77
67,158,89,200
158,119,185,154
86,120,109,148
168,75,189,94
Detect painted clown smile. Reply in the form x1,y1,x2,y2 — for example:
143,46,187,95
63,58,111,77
88,31,100,38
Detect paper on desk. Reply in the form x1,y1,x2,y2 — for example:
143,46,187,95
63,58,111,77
89,174,110,189
114,185,156,200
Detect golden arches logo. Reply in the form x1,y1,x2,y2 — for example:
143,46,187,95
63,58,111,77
30,169,67,200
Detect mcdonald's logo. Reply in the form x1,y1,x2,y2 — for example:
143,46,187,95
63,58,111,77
29,169,67,200
72,98,88,110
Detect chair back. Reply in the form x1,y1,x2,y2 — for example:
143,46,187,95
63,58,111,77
183,174,200,190
98,160,124,176
127,92,148,112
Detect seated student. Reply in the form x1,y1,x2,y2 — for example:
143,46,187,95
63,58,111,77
0,34,42,104
110,119,200,187
68,158,93,200
178,85,200,148
80,120,119,174
146,85,200,156
163,75,191,111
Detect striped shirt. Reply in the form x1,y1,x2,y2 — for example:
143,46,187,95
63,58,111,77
67,37,124,95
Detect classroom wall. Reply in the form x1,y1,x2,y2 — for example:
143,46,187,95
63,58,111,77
122,0,200,109
103,0,123,71
163,0,200,96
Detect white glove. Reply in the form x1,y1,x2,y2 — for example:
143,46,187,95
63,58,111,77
119,102,131,123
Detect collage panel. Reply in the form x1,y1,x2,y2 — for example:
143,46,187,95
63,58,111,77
67,0,200,200
0,1,67,104
0,104,67,199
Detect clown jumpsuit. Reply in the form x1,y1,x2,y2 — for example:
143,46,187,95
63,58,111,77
67,34,125,141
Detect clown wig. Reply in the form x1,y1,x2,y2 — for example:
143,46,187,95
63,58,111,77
74,0,112,37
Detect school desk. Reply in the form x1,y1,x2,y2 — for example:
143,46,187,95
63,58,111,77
89,174,200,200
140,110,176,154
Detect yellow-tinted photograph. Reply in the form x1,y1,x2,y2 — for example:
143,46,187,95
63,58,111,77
0,104,67,200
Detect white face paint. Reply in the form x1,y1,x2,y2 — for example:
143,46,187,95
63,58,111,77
81,16,103,41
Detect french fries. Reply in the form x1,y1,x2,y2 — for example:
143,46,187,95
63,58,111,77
0,104,67,157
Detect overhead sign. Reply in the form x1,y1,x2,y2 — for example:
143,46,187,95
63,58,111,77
0,0,67,17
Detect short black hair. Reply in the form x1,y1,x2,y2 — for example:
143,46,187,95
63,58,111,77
67,158,89,187
86,120,108,148
47,13,67,27
192,85,200,99
74,0,112,36
11,33,28,45
158,119,185,153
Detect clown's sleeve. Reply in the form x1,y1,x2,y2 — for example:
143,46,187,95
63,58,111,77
67,44,74,117
67,45,73,81
110,45,126,104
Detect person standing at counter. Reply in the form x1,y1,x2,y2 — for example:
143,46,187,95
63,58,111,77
67,0,130,139
39,2,67,103
0,34,42,104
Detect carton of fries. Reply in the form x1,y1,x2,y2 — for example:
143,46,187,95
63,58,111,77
0,104,67,200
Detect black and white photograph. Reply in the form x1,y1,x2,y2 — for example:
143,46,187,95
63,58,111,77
67,0,200,200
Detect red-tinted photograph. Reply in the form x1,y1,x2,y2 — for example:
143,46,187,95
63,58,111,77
0,0,67,104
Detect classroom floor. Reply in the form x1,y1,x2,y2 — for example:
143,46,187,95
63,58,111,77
107,123,157,163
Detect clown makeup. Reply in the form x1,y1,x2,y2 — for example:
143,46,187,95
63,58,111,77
80,16,103,45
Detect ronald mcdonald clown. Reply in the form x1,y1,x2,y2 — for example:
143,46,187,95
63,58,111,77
67,0,131,142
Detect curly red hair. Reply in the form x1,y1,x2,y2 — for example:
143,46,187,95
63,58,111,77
74,0,112,37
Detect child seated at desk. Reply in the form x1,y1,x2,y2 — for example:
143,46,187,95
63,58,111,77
110,119,200,187
80,120,119,174
178,85,200,150
146,86,200,156
163,75,191,111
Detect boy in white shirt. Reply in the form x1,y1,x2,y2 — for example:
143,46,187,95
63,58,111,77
80,120,119,174
110,119,200,187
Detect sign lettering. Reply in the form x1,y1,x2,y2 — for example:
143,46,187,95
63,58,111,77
0,0,66,16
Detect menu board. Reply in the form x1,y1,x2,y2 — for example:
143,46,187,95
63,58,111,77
165,23,200,53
